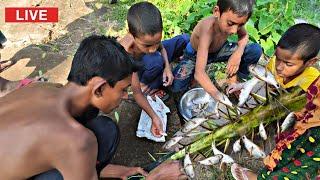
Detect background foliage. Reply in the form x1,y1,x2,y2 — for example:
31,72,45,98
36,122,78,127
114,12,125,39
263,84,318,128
102,0,319,77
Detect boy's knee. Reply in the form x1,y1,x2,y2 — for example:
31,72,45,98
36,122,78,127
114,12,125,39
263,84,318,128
181,33,190,42
90,116,120,141
171,78,190,93
33,169,63,180
246,43,263,62
141,52,164,67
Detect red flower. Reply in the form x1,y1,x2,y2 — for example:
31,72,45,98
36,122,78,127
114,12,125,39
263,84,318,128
293,159,302,166
306,102,316,110
282,167,290,173
307,151,314,157
306,93,313,100
308,85,318,95
273,176,279,180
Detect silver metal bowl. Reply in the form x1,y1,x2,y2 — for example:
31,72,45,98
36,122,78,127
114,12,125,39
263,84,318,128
179,88,218,121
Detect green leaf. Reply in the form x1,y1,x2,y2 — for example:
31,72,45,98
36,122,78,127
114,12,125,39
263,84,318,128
271,32,281,44
199,7,212,17
227,34,238,42
246,24,260,42
258,15,274,35
256,0,273,7
114,111,119,123
260,38,275,57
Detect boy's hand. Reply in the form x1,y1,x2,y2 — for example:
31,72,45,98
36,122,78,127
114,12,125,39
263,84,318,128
226,54,241,77
227,82,244,95
151,116,164,137
147,160,187,180
213,92,233,108
163,67,174,87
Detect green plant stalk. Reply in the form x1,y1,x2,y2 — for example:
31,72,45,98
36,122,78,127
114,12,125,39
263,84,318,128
170,90,306,160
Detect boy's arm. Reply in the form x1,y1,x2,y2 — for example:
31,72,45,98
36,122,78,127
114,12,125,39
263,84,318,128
226,26,249,82
131,72,163,137
194,30,222,101
159,43,174,86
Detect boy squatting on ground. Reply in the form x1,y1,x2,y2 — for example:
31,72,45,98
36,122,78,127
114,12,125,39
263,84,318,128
119,2,190,99
0,36,187,180
171,0,262,104
118,2,170,137
230,23,320,180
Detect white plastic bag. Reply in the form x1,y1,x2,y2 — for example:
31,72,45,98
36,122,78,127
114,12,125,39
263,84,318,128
136,95,170,142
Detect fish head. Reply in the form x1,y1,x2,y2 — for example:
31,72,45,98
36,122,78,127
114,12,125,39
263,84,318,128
241,135,248,141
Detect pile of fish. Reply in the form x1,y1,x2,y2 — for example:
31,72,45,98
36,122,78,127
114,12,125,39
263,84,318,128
164,64,296,178
183,137,267,179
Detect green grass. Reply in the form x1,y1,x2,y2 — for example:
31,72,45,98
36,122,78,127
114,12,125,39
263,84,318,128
294,0,319,26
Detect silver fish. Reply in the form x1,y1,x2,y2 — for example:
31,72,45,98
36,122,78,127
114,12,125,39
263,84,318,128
212,142,234,164
249,64,279,89
241,135,266,158
281,112,296,132
163,136,184,150
238,77,260,106
259,122,267,140
213,102,220,118
198,154,223,166
219,94,233,108
233,139,241,153
181,118,209,133
184,153,195,178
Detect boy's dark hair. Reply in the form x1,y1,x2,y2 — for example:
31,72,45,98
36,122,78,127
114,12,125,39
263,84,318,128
277,23,320,62
68,35,141,87
127,2,163,37
217,0,255,18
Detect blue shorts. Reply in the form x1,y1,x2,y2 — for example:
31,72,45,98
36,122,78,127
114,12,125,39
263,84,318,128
138,34,190,89
171,41,262,92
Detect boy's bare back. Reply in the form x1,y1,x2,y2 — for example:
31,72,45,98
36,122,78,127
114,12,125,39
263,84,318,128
0,83,97,180
190,16,228,54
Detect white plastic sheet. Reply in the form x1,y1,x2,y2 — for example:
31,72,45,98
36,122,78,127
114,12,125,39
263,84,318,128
136,95,170,142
